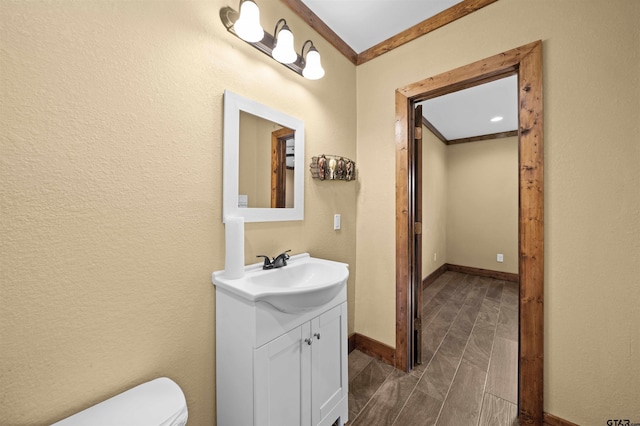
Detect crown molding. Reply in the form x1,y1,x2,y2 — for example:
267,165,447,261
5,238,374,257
281,0,499,65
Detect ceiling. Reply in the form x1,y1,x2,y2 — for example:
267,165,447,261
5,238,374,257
290,0,516,141
300,0,462,54
418,75,518,143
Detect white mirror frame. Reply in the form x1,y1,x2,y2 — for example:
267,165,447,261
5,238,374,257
223,90,305,222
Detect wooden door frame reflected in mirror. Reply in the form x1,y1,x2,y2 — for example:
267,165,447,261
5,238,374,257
395,41,544,424
271,127,294,208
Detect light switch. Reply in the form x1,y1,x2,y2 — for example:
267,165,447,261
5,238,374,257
497,253,504,263
334,214,341,230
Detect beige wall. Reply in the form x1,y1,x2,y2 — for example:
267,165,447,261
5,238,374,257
238,111,279,209
421,133,518,277
3,0,639,424
446,137,518,274
355,0,640,424
0,1,356,425
421,126,448,276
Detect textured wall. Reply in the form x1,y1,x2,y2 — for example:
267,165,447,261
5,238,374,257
0,1,356,424
355,0,640,423
446,137,518,274
421,133,518,277
421,127,448,277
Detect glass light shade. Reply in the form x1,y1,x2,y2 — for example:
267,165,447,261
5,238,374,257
272,28,297,64
234,1,264,43
302,48,325,80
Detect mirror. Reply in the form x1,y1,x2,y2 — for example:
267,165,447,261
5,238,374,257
238,112,295,209
223,90,304,222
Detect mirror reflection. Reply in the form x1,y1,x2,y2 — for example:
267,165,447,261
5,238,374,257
238,111,295,209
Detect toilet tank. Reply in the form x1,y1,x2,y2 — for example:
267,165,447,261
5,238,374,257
52,377,188,426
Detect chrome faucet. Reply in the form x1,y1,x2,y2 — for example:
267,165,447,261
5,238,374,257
256,250,291,270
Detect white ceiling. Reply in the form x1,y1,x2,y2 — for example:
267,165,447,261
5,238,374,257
300,0,462,54
418,75,518,141
298,0,517,140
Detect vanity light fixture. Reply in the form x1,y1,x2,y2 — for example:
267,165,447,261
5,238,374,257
232,0,264,43
272,19,297,64
301,40,325,80
220,1,325,80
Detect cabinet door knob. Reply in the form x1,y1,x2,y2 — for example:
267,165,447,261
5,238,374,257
304,337,313,345
314,333,321,340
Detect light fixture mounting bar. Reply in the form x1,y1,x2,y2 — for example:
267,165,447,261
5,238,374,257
220,7,305,76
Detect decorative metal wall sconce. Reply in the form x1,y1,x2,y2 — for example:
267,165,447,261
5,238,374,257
220,0,325,80
310,155,356,181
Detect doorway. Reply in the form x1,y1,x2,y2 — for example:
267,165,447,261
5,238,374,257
394,41,544,424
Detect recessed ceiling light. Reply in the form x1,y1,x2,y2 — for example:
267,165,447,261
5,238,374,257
490,116,504,122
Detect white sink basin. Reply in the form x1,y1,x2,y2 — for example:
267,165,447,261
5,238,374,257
212,253,349,313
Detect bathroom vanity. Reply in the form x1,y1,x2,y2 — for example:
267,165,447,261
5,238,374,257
213,254,349,426
217,93,348,424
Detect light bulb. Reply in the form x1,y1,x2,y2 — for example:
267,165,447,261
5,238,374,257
234,0,264,43
302,47,325,80
272,27,297,64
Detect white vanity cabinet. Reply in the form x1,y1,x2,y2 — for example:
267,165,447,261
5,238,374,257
215,285,348,426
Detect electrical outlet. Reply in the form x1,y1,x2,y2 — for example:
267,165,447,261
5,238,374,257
334,214,341,230
497,253,504,263
433,253,437,261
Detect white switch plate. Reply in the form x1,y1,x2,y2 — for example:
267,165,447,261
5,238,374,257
334,214,341,230
497,253,504,263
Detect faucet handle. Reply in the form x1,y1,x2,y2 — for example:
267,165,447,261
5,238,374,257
256,255,273,269
278,249,291,263
280,249,291,259
271,250,292,268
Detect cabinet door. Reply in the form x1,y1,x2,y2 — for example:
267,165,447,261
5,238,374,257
311,303,348,426
254,323,311,426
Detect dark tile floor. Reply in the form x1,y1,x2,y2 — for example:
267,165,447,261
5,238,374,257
347,271,519,426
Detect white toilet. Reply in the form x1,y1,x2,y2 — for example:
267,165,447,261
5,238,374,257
52,377,188,426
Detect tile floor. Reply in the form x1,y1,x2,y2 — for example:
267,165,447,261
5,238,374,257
346,271,519,426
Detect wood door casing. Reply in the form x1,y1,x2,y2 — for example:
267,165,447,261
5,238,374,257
411,104,423,367
395,41,544,424
271,127,294,208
